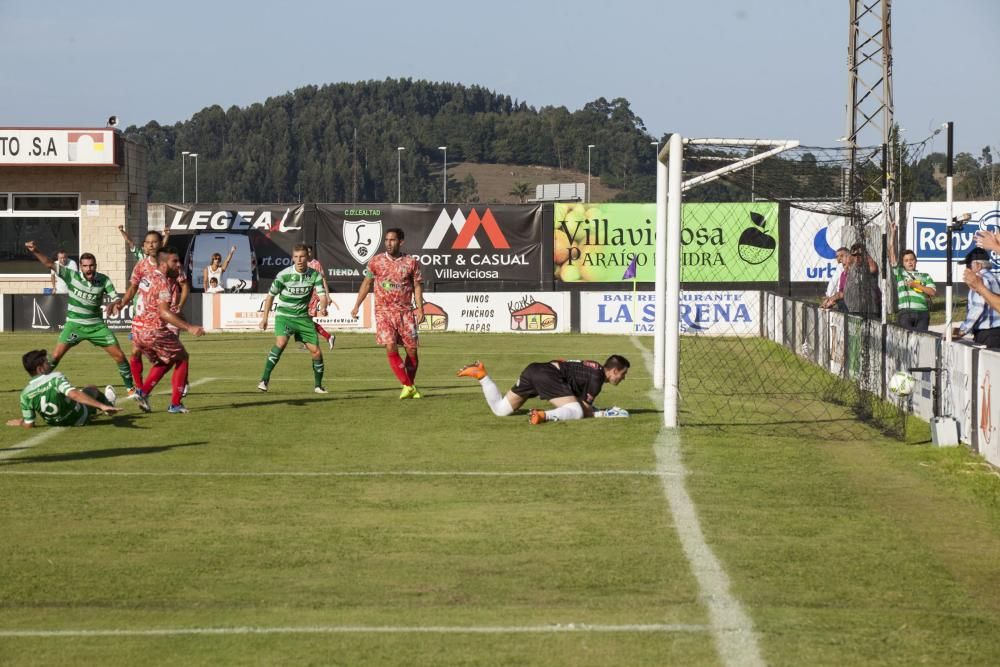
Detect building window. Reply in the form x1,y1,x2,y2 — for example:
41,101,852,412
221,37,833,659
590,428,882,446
0,193,79,276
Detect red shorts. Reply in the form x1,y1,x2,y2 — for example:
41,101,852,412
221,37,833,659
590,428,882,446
133,327,186,365
375,309,419,348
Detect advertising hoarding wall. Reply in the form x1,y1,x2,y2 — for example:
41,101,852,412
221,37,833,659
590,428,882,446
906,201,1000,283
579,290,760,336
553,202,779,284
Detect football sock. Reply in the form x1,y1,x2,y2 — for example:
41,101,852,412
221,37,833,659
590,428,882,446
130,356,144,387
262,345,284,381
117,361,135,390
479,376,514,416
386,349,410,385
312,358,325,387
545,403,584,422
142,363,170,394
170,359,189,406
404,350,419,384
314,323,332,340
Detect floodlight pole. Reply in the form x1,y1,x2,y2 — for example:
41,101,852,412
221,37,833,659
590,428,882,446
587,144,595,202
181,150,190,203
397,146,405,203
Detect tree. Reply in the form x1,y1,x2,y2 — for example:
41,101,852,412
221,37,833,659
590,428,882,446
509,181,531,203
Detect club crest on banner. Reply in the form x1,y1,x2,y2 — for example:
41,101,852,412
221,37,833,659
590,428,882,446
343,219,382,264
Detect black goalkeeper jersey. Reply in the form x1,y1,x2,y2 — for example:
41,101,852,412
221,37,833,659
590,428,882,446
554,359,606,405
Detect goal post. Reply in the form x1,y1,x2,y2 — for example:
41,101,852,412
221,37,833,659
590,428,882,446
655,135,801,428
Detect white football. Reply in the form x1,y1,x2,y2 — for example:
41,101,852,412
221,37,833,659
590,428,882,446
888,371,916,396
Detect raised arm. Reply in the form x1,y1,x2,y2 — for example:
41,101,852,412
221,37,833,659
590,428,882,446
117,225,136,251
220,245,237,272
24,241,55,270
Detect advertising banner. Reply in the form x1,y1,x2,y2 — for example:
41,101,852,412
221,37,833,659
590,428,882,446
0,128,117,166
976,351,1000,468
203,293,373,333
553,202,779,284
943,340,975,446
414,292,568,334
579,290,759,336
9,294,133,331
315,205,544,288
907,201,1000,283
789,209,849,283
164,204,311,290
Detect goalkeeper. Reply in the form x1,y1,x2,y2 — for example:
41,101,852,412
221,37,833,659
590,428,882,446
457,355,630,425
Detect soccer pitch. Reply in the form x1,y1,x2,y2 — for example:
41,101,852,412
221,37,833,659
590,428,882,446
2,331,1000,666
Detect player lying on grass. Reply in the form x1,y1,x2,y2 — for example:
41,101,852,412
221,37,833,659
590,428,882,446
457,356,630,424
7,349,122,428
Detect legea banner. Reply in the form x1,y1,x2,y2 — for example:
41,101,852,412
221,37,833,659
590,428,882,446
554,202,779,283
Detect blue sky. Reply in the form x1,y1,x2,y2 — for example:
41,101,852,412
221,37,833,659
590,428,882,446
1,0,997,155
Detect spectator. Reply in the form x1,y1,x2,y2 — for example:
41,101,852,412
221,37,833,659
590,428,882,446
843,242,881,316
203,246,236,293
888,221,936,330
50,250,77,294
955,248,1000,348
206,277,225,294
820,246,849,311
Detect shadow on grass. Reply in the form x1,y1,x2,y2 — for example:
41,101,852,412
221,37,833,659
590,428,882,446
0,441,208,466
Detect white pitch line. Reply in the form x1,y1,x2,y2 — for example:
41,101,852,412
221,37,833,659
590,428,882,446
630,337,764,667
0,623,710,638
0,428,64,461
0,469,683,478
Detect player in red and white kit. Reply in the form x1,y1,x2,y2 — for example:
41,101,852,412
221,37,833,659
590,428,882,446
119,231,190,397
350,228,424,399
307,246,335,350
113,247,204,413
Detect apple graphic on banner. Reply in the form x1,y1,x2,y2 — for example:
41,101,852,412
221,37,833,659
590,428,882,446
813,226,838,260
738,212,776,265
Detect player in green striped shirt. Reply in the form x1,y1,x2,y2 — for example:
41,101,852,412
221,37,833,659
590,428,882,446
25,241,137,394
258,244,329,393
7,350,122,429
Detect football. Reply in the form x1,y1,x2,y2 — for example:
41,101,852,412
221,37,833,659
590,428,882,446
888,371,916,397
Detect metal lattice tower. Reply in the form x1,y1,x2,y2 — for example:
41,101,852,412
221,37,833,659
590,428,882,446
845,0,894,203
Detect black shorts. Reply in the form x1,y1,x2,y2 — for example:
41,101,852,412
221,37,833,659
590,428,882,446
510,362,574,401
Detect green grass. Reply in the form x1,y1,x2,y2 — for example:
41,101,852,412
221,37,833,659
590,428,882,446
1,331,1000,665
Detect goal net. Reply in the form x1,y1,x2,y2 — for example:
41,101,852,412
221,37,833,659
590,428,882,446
656,136,904,439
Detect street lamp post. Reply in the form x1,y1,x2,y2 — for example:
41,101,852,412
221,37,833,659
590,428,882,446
438,146,448,203
397,146,405,203
181,150,190,203
190,153,199,203
587,144,595,202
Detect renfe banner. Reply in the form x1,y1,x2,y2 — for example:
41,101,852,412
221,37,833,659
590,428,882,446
553,202,779,283
315,204,544,288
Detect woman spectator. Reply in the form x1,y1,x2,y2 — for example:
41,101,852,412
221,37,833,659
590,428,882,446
203,246,236,293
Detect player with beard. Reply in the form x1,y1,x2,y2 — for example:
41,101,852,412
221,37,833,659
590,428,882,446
350,228,425,399
114,247,205,413
23,241,137,397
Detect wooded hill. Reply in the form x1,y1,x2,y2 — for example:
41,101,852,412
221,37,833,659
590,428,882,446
124,78,998,205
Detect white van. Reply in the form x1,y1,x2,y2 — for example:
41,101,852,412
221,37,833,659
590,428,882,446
184,233,258,292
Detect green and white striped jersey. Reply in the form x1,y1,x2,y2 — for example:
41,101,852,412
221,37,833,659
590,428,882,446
892,266,935,312
56,264,117,326
19,372,85,427
269,266,325,317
